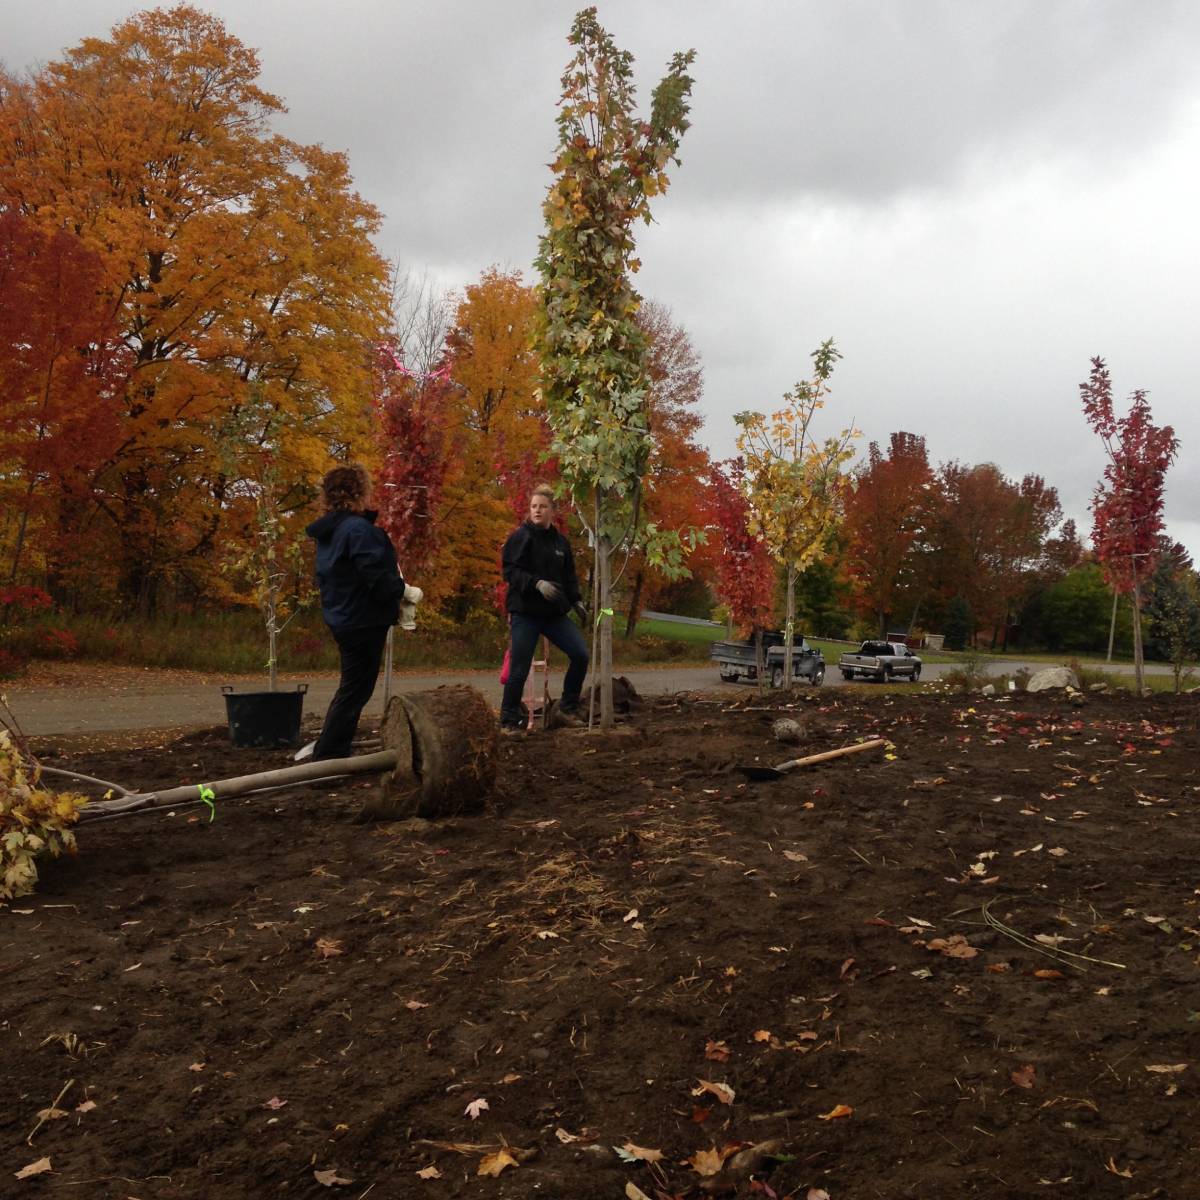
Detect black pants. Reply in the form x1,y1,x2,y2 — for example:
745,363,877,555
500,612,590,726
313,624,390,760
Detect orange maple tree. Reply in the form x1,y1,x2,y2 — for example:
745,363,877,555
0,4,389,611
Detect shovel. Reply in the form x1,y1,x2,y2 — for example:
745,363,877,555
737,738,887,781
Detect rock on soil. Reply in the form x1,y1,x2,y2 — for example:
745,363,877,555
2,690,1198,1198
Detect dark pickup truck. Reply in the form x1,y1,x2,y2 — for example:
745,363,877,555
710,630,826,688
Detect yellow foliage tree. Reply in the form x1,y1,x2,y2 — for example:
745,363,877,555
0,4,389,611
735,340,858,689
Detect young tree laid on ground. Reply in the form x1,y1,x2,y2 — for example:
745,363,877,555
1080,357,1179,693
534,8,696,727
842,431,934,637
735,340,857,690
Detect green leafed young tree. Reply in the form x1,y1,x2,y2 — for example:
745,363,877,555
534,8,696,727
736,341,858,690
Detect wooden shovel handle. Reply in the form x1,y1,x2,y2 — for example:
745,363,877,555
778,738,887,772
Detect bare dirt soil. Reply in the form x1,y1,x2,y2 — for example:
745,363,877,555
2,689,1198,1199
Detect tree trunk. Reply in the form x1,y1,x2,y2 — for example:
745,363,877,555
1106,588,1118,662
754,626,767,696
597,530,614,728
1132,572,1145,694
624,562,646,638
783,562,796,692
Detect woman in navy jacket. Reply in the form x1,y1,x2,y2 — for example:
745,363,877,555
305,464,420,760
500,484,589,734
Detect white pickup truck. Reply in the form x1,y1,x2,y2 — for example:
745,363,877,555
838,640,922,682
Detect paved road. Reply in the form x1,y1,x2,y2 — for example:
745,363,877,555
5,656,1165,738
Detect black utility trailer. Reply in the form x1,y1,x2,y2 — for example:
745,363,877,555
710,630,825,688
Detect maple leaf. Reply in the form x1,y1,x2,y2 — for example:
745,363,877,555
618,1142,664,1163
14,1157,52,1180
415,1165,442,1179
75,1100,97,1114
687,1147,725,1176
313,1168,353,1187
817,1104,853,1120
704,1039,730,1062
315,938,344,958
263,1097,288,1110
752,1029,772,1043
477,1149,518,1177
691,1079,735,1105
464,1097,489,1120
1010,1064,1037,1089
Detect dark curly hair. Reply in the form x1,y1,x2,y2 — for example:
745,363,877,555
321,464,371,513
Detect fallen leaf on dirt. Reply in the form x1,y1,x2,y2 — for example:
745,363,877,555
691,1106,712,1123
618,1142,663,1163
782,850,809,863
1047,847,1068,857
687,1147,725,1176
1145,1064,1187,1074
499,1072,521,1085
1033,969,1066,980
464,1097,489,1119
623,908,639,923
315,938,344,958
692,1079,735,1105
926,935,978,959
75,1100,97,1113
752,1029,772,1042
625,1183,653,1200
817,1104,853,1120
911,967,934,979
904,916,934,928
1010,1064,1037,1089
1105,1157,1134,1178
263,1096,287,1110
416,1165,442,1179
477,1149,518,1177
704,1039,730,1062
839,957,856,978
986,962,1011,974
14,1158,52,1180
1034,934,1073,947
535,930,560,940
189,1062,206,1072
807,1190,831,1200
313,1168,352,1187
34,1106,68,1122
404,999,429,1011
1095,986,1113,996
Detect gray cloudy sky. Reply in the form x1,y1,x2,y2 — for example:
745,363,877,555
5,1,1199,557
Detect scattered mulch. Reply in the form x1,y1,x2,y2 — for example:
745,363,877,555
1,688,1198,1198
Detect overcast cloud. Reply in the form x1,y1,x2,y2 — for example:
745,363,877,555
5,1,1199,557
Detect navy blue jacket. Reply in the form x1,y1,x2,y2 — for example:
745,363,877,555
306,509,406,631
502,521,582,619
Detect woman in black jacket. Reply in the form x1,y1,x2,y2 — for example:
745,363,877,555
500,484,589,734
304,464,422,760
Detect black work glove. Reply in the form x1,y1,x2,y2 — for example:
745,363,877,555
535,579,564,603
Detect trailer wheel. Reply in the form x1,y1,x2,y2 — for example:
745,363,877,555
910,664,922,682
841,670,854,681
811,664,825,686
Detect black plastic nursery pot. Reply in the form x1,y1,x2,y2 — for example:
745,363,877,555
221,684,308,749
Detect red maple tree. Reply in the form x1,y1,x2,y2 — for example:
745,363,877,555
373,344,451,581
708,458,776,635
1080,356,1179,690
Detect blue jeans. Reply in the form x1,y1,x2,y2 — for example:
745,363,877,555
501,613,589,725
